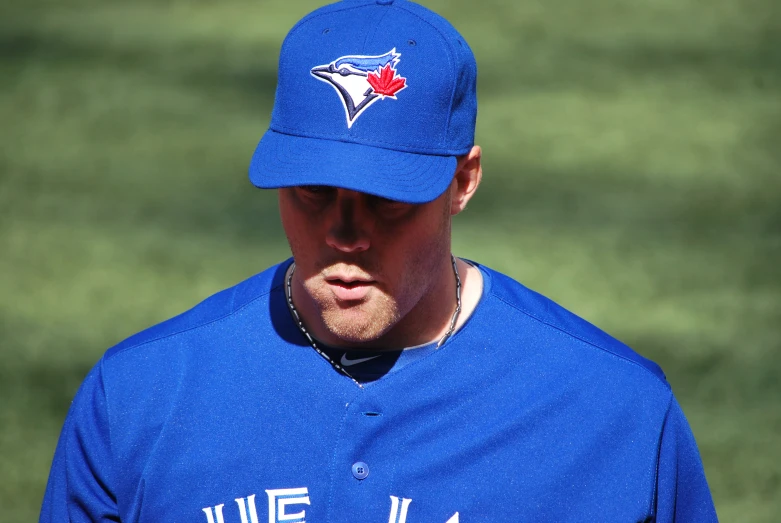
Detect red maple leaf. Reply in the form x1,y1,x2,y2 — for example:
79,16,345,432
367,64,407,98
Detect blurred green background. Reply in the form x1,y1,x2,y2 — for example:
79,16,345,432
1,0,779,520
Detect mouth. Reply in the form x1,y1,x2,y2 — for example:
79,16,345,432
324,274,375,302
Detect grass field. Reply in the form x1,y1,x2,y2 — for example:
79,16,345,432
1,0,779,520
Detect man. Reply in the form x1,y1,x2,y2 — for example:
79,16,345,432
41,0,718,521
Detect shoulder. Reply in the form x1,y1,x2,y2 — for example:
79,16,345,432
95,260,293,401
473,263,668,387
48,261,295,515
83,261,293,475
103,260,290,363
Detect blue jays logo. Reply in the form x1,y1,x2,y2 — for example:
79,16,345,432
311,48,408,128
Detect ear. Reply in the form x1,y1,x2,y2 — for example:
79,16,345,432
450,145,482,215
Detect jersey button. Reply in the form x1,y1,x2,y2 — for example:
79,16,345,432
352,461,369,480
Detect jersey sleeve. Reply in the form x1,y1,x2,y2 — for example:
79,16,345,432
40,360,120,522
655,395,718,522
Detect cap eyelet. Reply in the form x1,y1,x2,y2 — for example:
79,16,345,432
322,28,331,35
408,39,416,46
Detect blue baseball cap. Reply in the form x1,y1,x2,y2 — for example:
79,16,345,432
249,0,477,204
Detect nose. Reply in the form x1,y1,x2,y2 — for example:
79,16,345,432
325,190,371,253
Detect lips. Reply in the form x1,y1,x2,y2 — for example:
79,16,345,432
324,273,375,302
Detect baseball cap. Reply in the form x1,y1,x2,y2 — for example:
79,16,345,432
249,0,477,204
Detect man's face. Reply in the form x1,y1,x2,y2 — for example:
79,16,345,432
279,185,453,348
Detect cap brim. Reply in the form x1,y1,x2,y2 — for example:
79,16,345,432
249,130,457,204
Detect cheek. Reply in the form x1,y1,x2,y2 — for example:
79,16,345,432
279,195,321,256
379,211,450,285
377,201,448,248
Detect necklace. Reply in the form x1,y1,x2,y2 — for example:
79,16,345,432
285,255,463,388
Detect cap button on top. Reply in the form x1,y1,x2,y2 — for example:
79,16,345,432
376,0,394,4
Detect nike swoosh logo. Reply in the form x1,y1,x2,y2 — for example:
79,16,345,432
340,354,381,367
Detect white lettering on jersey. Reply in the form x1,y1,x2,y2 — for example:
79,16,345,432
265,487,311,523
202,504,225,523
204,488,457,522
388,496,412,523
236,494,261,523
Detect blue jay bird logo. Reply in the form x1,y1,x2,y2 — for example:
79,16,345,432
311,48,408,128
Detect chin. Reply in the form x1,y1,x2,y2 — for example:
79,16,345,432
320,305,399,345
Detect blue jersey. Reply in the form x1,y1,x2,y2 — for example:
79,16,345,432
40,260,717,522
